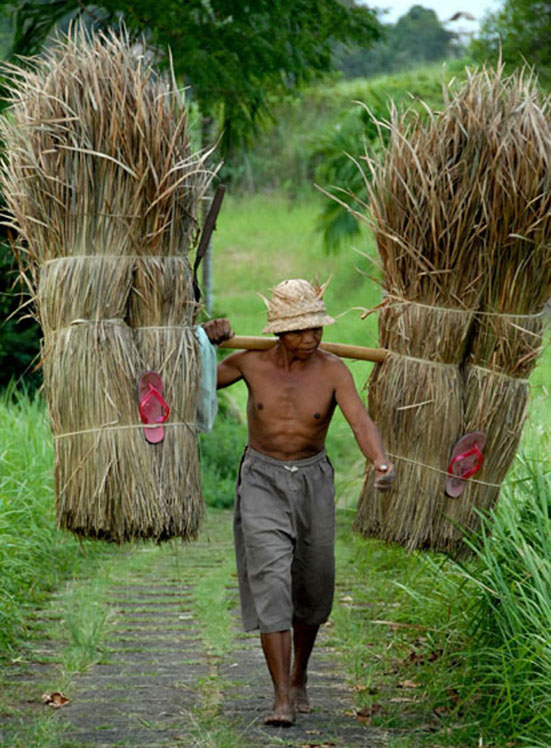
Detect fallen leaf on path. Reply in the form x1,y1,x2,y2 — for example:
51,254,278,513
389,697,417,703
305,729,322,735
352,683,378,694
397,679,420,688
351,704,386,724
41,692,70,708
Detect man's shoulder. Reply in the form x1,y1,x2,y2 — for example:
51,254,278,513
227,348,270,369
317,348,348,369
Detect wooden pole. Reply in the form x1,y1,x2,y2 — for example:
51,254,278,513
219,335,387,363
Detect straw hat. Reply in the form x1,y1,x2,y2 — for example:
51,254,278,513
261,279,335,334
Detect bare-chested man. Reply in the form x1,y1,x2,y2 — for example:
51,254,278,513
203,279,395,728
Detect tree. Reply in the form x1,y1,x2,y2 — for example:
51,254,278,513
0,1,382,384
471,0,551,74
335,5,459,79
3,0,382,153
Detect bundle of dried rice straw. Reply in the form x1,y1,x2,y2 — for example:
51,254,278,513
353,65,551,553
0,27,214,541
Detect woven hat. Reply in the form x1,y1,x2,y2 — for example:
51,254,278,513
261,279,335,334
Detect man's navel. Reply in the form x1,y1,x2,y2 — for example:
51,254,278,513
257,402,264,410
313,413,321,419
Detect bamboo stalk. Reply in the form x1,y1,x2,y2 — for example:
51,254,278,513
219,335,387,362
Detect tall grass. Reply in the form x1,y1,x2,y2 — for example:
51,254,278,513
0,388,110,656
455,446,551,745
396,423,551,746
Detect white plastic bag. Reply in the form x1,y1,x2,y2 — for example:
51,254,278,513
194,326,219,433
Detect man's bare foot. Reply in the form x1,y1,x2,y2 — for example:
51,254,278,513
263,698,295,727
290,683,311,713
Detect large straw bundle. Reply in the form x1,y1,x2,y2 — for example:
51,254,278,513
0,28,213,541
354,66,551,553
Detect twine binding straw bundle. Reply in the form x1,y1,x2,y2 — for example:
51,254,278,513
353,65,551,554
0,27,214,541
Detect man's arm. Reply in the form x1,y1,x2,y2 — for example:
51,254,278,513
216,351,246,389
332,359,395,491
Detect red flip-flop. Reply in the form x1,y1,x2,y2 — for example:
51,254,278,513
445,431,487,498
138,371,170,444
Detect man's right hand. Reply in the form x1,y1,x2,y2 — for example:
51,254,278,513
202,318,234,346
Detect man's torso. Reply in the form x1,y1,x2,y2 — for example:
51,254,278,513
238,349,339,460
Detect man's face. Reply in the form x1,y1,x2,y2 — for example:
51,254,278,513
278,327,323,359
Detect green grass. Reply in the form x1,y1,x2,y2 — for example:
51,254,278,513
0,388,115,657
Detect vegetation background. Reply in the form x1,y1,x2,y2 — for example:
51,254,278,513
1,1,551,745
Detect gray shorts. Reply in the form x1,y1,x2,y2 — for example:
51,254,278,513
233,447,336,633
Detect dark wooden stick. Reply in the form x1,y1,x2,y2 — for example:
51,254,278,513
193,184,226,302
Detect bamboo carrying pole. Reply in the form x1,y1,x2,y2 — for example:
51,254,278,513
219,335,387,362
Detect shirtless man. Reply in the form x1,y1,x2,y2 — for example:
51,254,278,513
203,279,395,727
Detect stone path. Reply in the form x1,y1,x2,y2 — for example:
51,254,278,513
1,532,388,747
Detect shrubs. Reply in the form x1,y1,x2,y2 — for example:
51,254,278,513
200,392,247,509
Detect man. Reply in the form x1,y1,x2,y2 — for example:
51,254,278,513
203,279,395,727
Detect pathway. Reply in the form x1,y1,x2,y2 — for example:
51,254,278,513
1,516,389,747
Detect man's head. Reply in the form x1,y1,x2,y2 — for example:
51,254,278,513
261,279,335,335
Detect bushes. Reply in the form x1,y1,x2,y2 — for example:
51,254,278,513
221,61,472,251
199,391,247,509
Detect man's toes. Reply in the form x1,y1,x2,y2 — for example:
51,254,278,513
263,711,295,727
290,686,311,713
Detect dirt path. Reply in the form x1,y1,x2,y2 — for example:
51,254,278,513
1,517,388,748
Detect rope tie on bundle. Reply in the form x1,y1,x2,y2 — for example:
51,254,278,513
469,364,530,383
43,254,193,263
54,421,198,439
386,351,457,368
383,294,546,320
383,453,502,489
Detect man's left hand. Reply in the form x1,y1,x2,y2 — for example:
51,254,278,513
373,462,396,492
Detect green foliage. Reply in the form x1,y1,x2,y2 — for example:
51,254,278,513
1,0,381,154
221,63,473,252
199,392,246,509
335,5,460,80
311,62,470,252
456,452,551,744
225,63,469,201
0,244,41,390
471,0,551,80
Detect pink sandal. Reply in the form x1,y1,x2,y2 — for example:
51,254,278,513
445,431,486,498
138,371,170,444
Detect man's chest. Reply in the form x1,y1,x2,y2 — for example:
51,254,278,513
245,367,336,420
